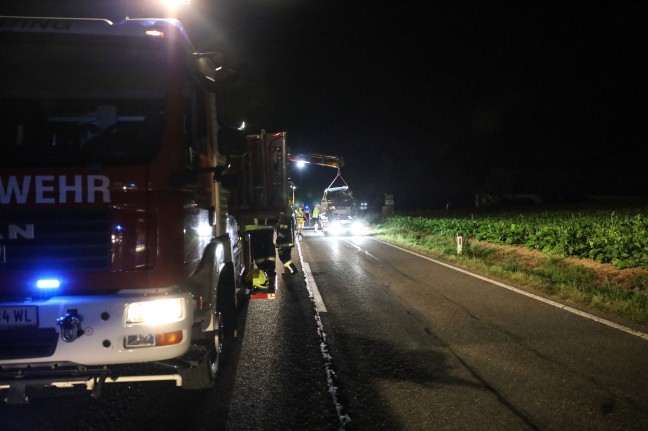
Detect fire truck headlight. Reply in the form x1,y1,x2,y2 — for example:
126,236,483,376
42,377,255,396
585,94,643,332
125,298,184,324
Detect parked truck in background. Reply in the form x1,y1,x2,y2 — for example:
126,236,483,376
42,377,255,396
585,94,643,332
0,15,295,403
228,130,298,295
286,153,368,235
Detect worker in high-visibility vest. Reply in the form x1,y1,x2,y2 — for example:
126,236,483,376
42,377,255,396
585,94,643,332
275,216,298,275
295,202,305,239
312,205,322,232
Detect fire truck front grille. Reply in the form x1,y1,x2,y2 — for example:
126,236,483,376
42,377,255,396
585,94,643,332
0,328,58,360
0,209,112,272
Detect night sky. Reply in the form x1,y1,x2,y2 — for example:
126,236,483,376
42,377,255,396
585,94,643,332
3,1,648,209
195,1,648,209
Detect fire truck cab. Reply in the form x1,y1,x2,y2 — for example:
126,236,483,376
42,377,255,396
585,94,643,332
0,16,259,403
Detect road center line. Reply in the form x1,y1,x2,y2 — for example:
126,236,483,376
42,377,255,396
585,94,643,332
372,238,648,342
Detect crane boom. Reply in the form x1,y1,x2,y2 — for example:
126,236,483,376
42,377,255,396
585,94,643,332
288,153,344,169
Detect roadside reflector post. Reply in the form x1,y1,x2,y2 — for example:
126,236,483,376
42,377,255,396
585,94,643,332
456,233,463,255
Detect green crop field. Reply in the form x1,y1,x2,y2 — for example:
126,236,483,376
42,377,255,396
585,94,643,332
379,209,648,269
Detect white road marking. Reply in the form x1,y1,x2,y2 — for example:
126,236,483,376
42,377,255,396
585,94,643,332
296,236,350,428
343,239,381,261
302,262,328,313
372,238,648,342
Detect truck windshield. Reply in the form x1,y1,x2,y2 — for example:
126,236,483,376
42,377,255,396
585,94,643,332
0,32,167,167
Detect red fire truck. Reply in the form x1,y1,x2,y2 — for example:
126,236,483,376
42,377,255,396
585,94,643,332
0,16,295,403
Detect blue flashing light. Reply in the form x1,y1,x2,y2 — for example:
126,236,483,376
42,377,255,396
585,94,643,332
115,224,124,232
37,279,61,289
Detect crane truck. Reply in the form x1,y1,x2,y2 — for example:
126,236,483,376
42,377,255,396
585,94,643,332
286,152,353,219
287,153,367,235
0,16,296,403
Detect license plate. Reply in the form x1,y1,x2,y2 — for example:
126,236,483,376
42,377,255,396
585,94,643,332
0,306,38,328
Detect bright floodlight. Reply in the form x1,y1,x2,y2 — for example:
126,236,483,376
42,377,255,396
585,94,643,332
296,161,306,168
160,0,190,18
161,0,191,6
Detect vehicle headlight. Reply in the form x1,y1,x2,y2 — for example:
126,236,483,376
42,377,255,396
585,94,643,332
329,222,343,235
351,222,370,235
125,298,184,324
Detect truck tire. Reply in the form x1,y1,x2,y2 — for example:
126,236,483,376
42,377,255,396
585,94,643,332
180,313,222,390
217,263,238,339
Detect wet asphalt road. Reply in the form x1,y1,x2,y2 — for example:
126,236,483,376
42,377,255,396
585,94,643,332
301,230,648,430
2,228,648,430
